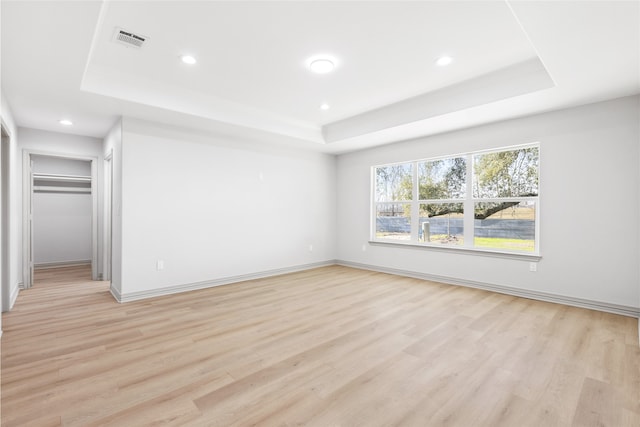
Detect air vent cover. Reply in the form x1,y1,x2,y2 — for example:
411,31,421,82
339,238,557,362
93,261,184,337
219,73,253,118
112,27,148,48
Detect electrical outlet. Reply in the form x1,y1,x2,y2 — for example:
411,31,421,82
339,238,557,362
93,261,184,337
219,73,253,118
308,244,313,252
529,262,537,272
157,260,164,271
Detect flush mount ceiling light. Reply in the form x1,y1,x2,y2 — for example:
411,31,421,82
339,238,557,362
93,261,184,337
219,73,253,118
308,57,335,74
435,56,453,66
181,55,197,65
320,103,330,110
58,119,73,126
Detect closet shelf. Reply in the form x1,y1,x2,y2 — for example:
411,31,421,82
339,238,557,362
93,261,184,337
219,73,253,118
33,173,91,183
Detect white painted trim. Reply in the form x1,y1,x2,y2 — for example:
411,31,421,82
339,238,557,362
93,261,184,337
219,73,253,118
22,150,100,287
337,260,640,318
109,258,638,319
103,150,113,283
1,123,11,312
113,260,337,303
34,260,91,270
90,157,98,281
368,240,542,261
22,151,32,288
9,283,19,310
110,283,121,302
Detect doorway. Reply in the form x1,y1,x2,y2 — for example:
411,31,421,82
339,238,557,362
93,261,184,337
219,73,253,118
22,151,99,289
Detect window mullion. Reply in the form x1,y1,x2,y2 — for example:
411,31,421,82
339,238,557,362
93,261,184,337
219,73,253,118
464,153,474,248
411,161,419,244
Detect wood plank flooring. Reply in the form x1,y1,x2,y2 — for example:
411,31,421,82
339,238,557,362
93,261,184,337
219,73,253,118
1,264,639,426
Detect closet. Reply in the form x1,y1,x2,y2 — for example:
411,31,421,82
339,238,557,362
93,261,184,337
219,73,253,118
31,156,93,272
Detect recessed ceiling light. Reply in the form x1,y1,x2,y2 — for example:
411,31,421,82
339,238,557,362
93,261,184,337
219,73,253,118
59,119,73,126
320,103,330,110
436,56,453,66
309,58,335,74
181,55,197,65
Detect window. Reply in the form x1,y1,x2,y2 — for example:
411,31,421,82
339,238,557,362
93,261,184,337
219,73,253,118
373,144,539,254
418,157,466,245
374,163,412,241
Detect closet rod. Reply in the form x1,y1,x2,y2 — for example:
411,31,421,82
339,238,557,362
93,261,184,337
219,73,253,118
33,186,91,194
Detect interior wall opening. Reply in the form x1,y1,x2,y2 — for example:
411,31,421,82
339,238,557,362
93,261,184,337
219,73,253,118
25,154,98,288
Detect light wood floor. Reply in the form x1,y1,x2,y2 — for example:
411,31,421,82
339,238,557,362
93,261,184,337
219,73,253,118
1,265,639,426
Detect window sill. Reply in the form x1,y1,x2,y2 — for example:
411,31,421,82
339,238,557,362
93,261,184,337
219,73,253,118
368,240,542,262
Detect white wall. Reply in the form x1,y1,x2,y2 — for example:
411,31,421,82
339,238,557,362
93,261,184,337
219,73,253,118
32,155,91,175
337,95,640,310
17,127,104,278
117,118,336,297
18,127,102,157
4,100,638,321
32,156,92,265
33,193,92,264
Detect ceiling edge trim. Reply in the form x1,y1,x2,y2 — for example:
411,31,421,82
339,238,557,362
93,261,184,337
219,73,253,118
322,57,555,143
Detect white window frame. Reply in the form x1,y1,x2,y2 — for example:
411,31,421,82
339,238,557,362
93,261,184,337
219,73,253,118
371,143,540,259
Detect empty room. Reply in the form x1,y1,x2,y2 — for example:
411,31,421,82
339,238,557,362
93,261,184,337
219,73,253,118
1,0,639,426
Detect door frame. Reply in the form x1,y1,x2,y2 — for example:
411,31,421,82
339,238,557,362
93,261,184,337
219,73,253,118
103,150,113,282
22,150,99,288
1,123,11,311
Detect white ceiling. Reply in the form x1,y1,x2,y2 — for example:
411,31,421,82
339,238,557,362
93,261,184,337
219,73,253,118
1,1,639,154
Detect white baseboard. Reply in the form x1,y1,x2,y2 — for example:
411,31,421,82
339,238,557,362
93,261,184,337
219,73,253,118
337,260,640,319
9,283,19,310
34,260,91,270
110,283,122,302
109,258,639,319
114,260,337,303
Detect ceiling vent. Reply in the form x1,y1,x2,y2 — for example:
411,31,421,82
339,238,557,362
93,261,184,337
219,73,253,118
112,27,148,49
